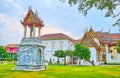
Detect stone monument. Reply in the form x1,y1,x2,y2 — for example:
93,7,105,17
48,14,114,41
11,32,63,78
15,7,45,71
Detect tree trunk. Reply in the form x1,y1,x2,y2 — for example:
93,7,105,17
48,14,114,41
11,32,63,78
71,56,73,65
77,57,80,65
64,57,66,65
86,59,95,66
57,58,59,64
50,58,52,64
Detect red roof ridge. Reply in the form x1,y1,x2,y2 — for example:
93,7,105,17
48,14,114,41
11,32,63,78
41,33,74,42
41,33,64,35
5,44,18,48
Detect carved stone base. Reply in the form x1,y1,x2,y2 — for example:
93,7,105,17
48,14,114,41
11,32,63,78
14,65,45,71
15,38,45,71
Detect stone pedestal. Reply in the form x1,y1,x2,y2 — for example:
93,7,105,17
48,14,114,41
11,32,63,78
15,38,45,71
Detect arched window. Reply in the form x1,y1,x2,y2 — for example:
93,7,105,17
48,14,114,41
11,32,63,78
38,49,41,61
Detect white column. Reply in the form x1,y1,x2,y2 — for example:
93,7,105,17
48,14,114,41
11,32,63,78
38,27,41,37
33,25,36,37
30,27,32,38
24,25,27,38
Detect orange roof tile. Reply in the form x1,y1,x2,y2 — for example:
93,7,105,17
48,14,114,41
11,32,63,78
102,33,109,38
110,34,119,39
96,32,101,37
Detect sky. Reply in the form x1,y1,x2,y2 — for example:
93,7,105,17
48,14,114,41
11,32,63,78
0,0,120,45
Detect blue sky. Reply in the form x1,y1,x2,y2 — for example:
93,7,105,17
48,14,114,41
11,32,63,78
0,0,119,45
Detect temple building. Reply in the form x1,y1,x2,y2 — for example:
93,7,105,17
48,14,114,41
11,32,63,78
5,44,18,59
96,30,120,63
80,28,120,65
41,33,75,64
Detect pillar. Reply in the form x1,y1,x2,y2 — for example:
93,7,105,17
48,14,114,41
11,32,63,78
33,25,36,37
38,27,41,37
97,51,100,62
24,25,27,38
30,27,32,38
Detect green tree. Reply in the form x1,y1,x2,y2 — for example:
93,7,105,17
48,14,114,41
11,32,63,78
54,50,67,65
60,50,67,65
60,0,120,28
117,40,120,53
54,50,60,64
0,46,11,63
74,43,95,66
66,50,73,64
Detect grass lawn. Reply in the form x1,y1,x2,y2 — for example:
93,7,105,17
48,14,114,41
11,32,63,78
0,64,120,78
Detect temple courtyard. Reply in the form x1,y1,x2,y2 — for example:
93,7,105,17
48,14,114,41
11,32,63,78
0,64,120,78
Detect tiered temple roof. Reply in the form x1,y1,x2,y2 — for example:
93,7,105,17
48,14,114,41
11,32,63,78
5,44,18,53
96,31,120,46
21,7,44,28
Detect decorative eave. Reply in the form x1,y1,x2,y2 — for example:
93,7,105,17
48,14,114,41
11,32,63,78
80,32,101,51
21,21,44,27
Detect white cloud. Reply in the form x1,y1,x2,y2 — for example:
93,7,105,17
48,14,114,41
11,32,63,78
41,23,79,39
6,0,25,14
40,0,54,6
38,0,58,9
0,13,23,45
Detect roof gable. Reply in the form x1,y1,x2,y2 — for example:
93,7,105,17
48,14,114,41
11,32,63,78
21,8,44,28
24,10,35,22
80,32,93,47
89,28,103,44
80,32,101,51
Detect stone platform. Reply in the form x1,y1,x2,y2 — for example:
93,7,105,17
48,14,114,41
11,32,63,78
15,38,45,71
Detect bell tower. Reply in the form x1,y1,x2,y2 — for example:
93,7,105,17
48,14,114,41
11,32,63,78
15,7,45,71
21,6,44,38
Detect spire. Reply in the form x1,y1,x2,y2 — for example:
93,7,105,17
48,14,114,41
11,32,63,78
83,26,88,33
35,10,39,19
108,28,111,33
90,26,92,29
100,28,103,39
108,28,111,42
28,5,32,10
35,10,38,15
101,28,103,32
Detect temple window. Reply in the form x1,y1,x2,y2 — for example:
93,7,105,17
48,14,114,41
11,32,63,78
59,41,64,49
51,42,55,49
